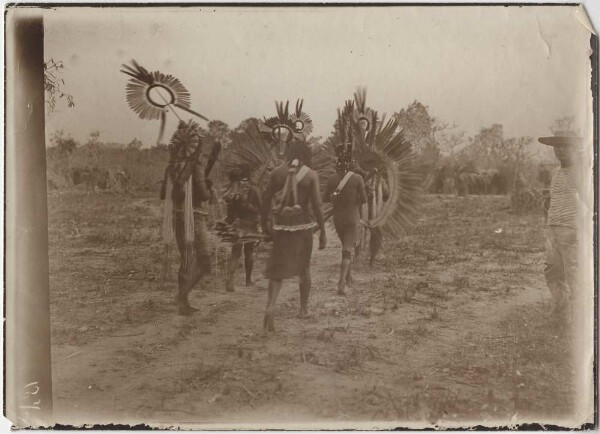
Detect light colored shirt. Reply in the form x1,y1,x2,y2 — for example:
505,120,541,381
547,167,577,228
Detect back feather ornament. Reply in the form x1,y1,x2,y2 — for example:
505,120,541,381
314,88,421,264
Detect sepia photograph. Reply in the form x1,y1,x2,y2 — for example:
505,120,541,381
4,3,597,430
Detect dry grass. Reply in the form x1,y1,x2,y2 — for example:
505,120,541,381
48,190,231,345
50,191,573,424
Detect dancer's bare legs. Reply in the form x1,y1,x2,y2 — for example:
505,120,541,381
299,267,311,317
244,242,255,286
226,243,243,292
264,279,282,331
338,250,352,295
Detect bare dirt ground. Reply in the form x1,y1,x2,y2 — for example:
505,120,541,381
48,192,576,428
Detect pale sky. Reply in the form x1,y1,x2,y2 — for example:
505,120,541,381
44,6,593,151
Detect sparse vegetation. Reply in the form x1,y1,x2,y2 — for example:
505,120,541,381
48,164,571,425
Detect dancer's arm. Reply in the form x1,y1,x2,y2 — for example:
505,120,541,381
310,171,327,249
261,176,275,236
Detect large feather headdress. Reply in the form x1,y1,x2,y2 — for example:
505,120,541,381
258,99,314,156
121,59,209,145
223,123,278,194
223,100,313,193
314,88,421,239
121,61,213,291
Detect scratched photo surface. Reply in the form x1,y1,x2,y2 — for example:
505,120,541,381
38,5,595,429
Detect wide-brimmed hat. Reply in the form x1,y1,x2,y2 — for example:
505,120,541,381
538,130,583,147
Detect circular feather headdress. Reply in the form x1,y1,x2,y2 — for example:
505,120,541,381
312,87,421,239
258,99,313,152
121,59,209,145
352,87,375,135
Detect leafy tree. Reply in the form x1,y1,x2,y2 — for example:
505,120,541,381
394,100,452,156
550,116,575,134
83,130,103,165
49,129,78,156
439,131,466,159
460,124,531,169
307,135,323,147
233,118,259,134
44,58,75,113
127,138,144,150
393,100,456,172
206,120,231,147
228,118,260,148
88,130,101,145
456,124,533,190
322,117,343,151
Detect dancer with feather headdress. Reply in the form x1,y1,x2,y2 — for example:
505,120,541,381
261,139,327,332
222,164,263,292
121,60,221,315
222,100,326,331
323,103,368,295
160,120,213,315
314,88,420,267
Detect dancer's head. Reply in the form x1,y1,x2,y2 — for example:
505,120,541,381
285,140,312,167
335,143,355,175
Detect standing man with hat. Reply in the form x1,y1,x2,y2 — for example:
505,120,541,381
538,130,586,323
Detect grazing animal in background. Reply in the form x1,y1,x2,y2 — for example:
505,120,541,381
423,164,452,194
454,166,505,196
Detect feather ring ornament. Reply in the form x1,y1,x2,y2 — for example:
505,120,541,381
352,87,375,135
353,114,421,240
260,101,294,145
315,88,421,243
259,99,313,156
121,59,209,145
289,99,314,139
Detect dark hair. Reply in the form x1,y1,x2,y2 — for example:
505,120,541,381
285,141,312,167
229,168,242,182
335,144,355,175
239,164,252,180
